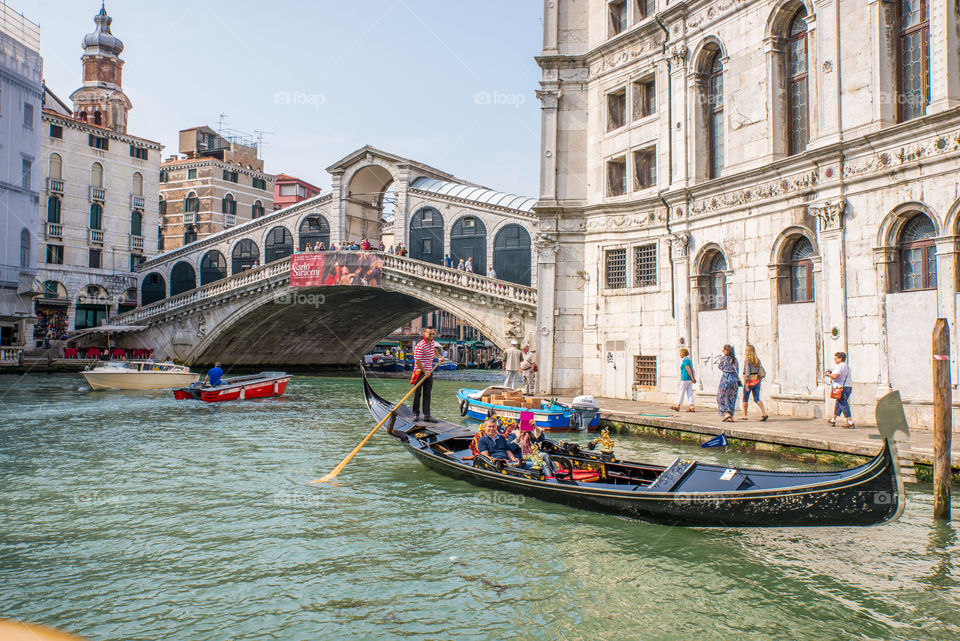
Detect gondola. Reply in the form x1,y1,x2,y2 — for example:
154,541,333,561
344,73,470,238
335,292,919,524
361,368,908,527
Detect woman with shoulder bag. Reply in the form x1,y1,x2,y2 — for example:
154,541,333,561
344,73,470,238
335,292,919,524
825,351,854,428
740,344,768,421
716,344,740,422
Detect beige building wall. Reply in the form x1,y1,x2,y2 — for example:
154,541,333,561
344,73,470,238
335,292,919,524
536,0,960,428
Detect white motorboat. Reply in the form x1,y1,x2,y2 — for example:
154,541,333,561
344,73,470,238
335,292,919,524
81,360,200,390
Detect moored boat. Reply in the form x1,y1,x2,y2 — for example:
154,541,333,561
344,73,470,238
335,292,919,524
82,360,200,390
174,371,291,402
363,353,403,372
363,368,908,527
456,386,601,431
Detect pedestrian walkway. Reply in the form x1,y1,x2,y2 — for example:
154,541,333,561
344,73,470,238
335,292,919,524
557,395,959,468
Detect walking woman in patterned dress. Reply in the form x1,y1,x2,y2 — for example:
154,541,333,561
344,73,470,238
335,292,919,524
716,344,740,422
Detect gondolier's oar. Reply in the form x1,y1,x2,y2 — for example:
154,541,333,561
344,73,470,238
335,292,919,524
311,372,430,484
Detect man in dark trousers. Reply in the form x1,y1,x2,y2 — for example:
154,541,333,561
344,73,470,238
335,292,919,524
412,327,439,422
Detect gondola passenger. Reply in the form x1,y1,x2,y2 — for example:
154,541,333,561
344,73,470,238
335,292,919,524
477,417,518,464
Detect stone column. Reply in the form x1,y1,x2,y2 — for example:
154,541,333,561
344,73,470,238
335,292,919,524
928,0,960,113
533,226,560,394
867,0,898,125
671,232,691,345
329,170,345,245
536,87,560,206
542,0,558,54
764,35,788,159
934,236,958,382
813,200,849,406
873,246,895,395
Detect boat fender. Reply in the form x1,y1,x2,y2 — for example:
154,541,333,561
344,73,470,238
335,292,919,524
459,398,468,416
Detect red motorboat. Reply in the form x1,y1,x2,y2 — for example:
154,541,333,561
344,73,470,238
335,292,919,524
174,371,291,402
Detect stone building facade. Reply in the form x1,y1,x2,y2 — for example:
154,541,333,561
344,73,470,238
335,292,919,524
535,0,960,428
159,126,275,252
35,6,162,336
0,4,41,352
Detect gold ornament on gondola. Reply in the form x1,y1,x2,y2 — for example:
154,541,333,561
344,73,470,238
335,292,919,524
591,427,615,453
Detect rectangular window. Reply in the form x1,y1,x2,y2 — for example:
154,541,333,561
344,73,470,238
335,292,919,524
634,355,657,388
634,243,657,286
422,238,432,254
223,170,239,183
21,158,31,190
252,177,267,190
130,254,146,272
46,245,64,265
88,134,109,150
633,146,656,189
89,248,101,269
636,0,656,21
23,102,33,128
49,124,63,139
632,77,656,119
606,157,627,196
187,168,197,179
609,1,627,36
129,145,148,160
899,0,930,121
159,171,168,183
607,89,626,131
605,248,627,289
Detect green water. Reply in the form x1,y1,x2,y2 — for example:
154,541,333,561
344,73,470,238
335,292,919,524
1,373,958,641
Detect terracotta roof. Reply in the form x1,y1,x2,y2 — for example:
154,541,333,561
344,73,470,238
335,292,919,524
274,173,322,192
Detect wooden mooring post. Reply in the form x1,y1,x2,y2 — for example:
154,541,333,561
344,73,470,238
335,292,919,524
933,318,952,520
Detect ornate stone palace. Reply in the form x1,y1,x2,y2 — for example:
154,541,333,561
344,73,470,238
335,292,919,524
534,0,960,427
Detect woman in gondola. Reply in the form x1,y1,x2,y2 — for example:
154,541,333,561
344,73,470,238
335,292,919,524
716,344,740,422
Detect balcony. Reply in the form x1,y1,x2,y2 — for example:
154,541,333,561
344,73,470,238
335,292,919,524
186,212,198,225
48,178,64,194
89,228,104,244
46,222,63,239
90,186,106,202
131,194,146,210
224,214,236,228
130,234,144,251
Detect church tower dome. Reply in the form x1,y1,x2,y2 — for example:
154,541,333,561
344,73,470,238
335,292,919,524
70,3,132,134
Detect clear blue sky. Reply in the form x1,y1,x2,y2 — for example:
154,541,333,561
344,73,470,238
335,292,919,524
29,0,543,196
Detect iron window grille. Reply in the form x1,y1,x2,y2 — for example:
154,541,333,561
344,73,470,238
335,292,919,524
634,355,657,388
634,244,657,287
605,248,627,289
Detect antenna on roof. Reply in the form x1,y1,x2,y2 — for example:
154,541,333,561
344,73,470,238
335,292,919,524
217,113,229,136
254,130,274,156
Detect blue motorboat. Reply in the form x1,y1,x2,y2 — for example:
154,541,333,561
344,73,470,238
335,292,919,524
455,386,600,431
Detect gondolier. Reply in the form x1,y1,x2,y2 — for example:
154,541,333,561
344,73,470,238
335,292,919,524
412,327,439,422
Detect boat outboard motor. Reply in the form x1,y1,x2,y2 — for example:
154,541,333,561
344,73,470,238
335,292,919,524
569,395,599,432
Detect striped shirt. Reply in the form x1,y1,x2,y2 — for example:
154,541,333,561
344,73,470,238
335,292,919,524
414,339,437,373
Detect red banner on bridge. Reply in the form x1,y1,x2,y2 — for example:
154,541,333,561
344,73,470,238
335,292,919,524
290,252,383,287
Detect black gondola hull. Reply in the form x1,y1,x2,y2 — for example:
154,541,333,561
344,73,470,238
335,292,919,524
361,370,905,527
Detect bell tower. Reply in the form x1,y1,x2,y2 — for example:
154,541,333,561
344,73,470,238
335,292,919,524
69,3,132,134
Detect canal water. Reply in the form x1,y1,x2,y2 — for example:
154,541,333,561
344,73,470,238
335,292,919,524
1,373,958,641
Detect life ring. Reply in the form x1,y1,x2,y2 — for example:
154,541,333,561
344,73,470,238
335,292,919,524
459,398,469,416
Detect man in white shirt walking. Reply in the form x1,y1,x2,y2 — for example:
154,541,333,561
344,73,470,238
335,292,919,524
503,340,523,388
520,345,537,394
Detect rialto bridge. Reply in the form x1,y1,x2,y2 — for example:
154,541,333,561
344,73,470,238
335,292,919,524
108,147,541,366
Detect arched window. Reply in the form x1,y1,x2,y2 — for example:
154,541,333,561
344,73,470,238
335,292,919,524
48,153,62,180
89,204,103,230
493,224,532,286
142,273,166,305
78,111,87,122
410,207,445,265
789,237,815,302
787,8,809,155
184,192,199,213
91,162,103,188
93,111,102,125
42,280,65,299
900,214,937,290
899,0,930,121
264,226,293,263
200,250,227,285
19,228,30,268
705,252,727,310
159,197,166,216
252,200,265,218
170,262,197,296
708,51,724,179
451,216,487,275
299,214,330,250
130,211,143,237
232,239,260,274
132,172,143,197
221,193,236,215
46,196,61,224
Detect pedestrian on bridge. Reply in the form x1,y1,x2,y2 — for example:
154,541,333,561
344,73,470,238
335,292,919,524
465,257,474,273
503,340,523,389
487,266,497,279
457,259,466,271
444,255,452,268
